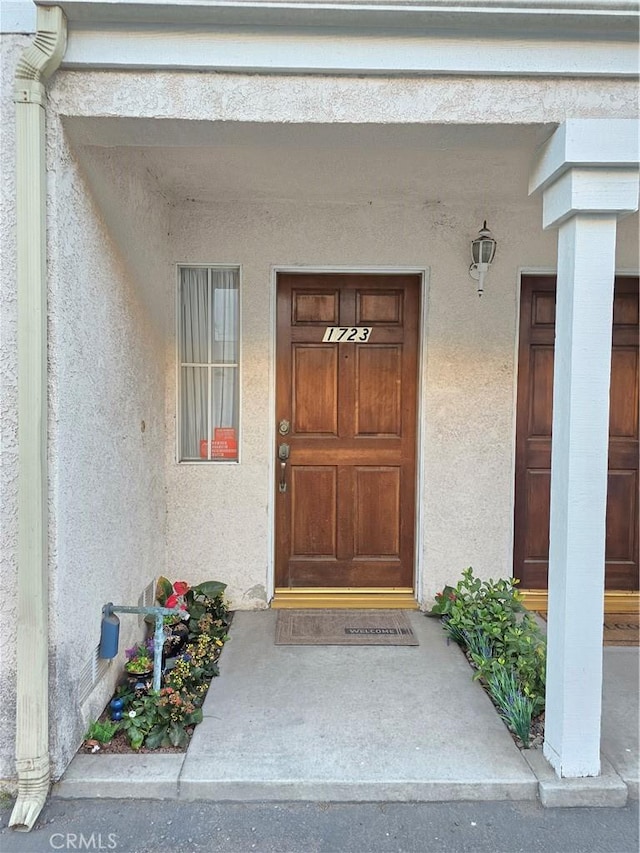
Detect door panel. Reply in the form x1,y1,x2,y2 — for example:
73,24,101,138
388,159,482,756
355,347,402,436
523,470,551,562
514,275,639,591
609,348,638,438
354,467,401,558
276,273,419,589
293,346,338,434
291,467,337,557
293,291,339,324
529,347,554,436
357,290,403,324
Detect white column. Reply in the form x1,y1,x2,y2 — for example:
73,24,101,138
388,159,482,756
529,120,639,779
544,213,617,777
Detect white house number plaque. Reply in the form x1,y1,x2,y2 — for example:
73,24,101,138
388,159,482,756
322,327,373,342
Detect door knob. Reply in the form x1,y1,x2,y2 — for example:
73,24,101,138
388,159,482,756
278,443,290,493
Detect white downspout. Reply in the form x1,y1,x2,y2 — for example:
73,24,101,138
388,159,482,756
10,5,66,832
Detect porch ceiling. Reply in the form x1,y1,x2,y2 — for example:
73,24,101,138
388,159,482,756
64,117,552,205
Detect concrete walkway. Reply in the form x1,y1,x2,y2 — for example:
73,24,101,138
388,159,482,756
54,611,638,806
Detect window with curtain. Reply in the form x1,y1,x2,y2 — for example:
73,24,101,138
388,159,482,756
178,266,240,462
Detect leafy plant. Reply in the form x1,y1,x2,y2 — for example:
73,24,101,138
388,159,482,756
427,585,459,618
145,688,203,749
85,719,119,744
433,568,524,642
119,693,161,749
155,577,229,639
464,615,545,714
155,578,190,623
429,567,547,742
113,683,135,706
124,641,154,673
117,683,206,750
502,616,546,714
165,634,220,694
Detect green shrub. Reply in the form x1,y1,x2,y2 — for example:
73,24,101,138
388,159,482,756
429,567,547,738
85,719,119,744
119,693,160,750
145,688,204,749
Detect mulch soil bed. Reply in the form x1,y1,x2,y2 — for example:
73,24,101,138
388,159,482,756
84,733,186,755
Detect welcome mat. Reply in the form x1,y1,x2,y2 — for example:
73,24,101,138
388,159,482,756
275,609,419,646
537,612,639,647
603,614,639,646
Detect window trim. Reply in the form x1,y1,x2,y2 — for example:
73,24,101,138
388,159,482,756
175,263,242,464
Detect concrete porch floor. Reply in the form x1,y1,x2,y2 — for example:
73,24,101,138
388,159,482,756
54,611,638,806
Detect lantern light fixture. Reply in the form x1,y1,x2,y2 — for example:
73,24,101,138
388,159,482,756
469,221,497,296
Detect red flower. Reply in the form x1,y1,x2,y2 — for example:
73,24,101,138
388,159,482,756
173,581,189,595
165,593,178,608
449,593,457,601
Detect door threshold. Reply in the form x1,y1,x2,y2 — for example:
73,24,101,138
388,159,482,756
521,589,639,614
271,587,418,609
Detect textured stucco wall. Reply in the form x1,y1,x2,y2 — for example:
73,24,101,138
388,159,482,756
164,198,639,608
0,32,30,788
48,71,639,126
43,130,172,776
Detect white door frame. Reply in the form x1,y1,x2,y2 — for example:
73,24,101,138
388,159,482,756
266,264,430,605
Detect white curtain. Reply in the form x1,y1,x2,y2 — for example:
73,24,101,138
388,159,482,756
180,267,239,460
212,268,239,432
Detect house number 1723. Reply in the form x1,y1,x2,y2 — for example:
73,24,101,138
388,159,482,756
322,327,373,342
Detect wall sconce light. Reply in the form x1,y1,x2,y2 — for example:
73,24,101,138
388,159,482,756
469,221,497,297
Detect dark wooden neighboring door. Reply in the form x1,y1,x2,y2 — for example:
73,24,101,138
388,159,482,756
514,275,639,590
275,273,419,589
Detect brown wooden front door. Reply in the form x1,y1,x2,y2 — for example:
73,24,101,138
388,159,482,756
275,273,420,589
514,275,639,590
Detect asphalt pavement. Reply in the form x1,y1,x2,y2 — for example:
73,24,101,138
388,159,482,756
1,798,638,853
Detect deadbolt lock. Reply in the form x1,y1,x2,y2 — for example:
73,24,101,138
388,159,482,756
278,419,290,436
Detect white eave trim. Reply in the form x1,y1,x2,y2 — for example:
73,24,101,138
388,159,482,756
39,0,640,76
61,25,638,76
40,0,639,34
